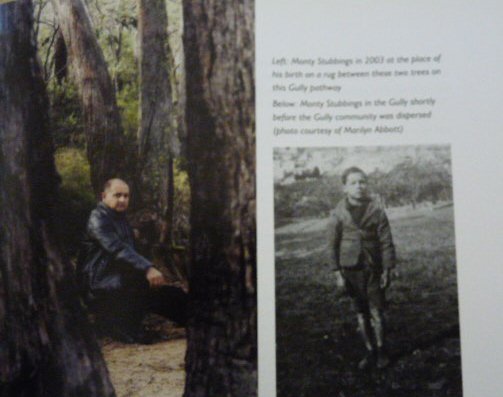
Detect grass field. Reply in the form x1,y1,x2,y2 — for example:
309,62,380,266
275,205,462,397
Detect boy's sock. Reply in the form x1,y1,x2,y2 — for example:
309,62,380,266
368,307,390,368
369,307,385,347
356,313,374,351
356,313,376,370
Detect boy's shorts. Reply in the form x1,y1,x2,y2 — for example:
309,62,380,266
342,264,385,313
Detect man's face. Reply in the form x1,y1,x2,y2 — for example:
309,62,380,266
102,180,130,212
344,172,368,201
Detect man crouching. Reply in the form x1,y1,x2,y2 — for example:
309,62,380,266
77,178,187,344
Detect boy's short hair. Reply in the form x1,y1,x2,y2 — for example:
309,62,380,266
341,166,367,185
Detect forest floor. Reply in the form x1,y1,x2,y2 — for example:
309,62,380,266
275,205,463,397
101,318,186,397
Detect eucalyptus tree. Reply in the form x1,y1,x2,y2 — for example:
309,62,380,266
51,0,128,193
183,0,257,395
0,1,115,395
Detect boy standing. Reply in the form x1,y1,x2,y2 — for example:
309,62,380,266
327,167,396,369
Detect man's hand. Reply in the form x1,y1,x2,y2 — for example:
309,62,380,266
334,270,346,291
380,268,391,289
146,267,166,288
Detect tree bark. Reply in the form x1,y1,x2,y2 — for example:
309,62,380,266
0,1,115,395
54,28,67,84
51,0,128,194
137,0,179,213
183,0,256,396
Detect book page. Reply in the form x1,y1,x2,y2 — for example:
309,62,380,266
257,1,503,396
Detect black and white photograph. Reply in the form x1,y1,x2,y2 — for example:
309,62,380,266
274,145,462,397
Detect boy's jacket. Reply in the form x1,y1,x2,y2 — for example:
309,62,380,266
327,197,396,271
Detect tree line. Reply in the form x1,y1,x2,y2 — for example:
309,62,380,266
275,159,453,222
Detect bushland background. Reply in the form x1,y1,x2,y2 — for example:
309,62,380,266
35,0,188,255
1,0,255,396
36,3,189,395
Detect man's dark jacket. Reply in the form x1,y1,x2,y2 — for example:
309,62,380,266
77,202,152,300
327,197,396,272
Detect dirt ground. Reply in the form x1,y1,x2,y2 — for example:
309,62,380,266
101,320,186,397
275,205,462,397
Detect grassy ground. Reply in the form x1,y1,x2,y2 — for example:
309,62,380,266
275,206,462,397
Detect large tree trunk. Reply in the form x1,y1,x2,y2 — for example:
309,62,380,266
136,0,179,262
137,0,179,206
51,0,128,194
183,0,256,396
0,1,115,396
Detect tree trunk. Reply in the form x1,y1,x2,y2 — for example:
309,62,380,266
51,0,128,194
0,1,115,396
137,0,179,212
183,0,256,396
134,0,180,264
54,28,67,84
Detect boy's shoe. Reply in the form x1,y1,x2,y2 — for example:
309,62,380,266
358,351,376,370
376,349,390,369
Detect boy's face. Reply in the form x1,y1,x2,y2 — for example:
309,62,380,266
344,172,368,201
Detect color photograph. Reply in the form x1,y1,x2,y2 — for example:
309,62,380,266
0,1,255,396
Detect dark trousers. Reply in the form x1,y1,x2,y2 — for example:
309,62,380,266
93,285,188,334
